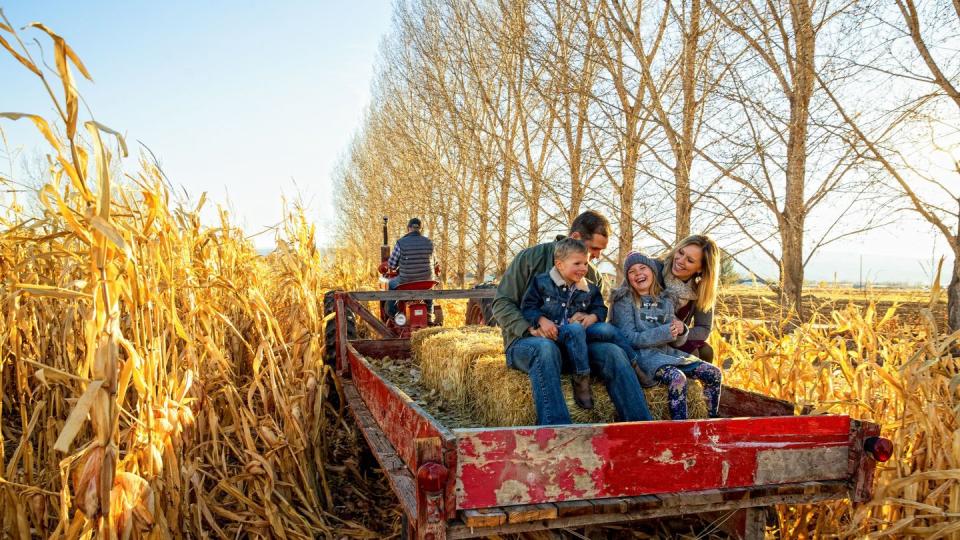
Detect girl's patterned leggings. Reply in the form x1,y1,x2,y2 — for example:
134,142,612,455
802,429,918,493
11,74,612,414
655,362,722,420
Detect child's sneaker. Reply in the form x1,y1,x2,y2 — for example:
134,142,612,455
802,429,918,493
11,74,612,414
572,374,594,409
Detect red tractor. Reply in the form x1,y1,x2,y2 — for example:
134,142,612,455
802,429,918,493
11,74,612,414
376,217,443,337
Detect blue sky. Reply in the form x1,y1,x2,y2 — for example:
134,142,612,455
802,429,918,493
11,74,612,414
0,1,951,285
2,0,394,244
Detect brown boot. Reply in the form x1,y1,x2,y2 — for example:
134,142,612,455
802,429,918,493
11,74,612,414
572,374,594,410
633,363,657,388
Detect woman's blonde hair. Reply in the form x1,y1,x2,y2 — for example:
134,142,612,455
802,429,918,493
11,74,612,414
666,235,720,311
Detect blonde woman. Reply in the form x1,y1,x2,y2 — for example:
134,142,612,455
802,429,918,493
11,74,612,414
660,235,720,362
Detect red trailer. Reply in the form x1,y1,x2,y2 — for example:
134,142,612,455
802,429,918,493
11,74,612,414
330,289,890,539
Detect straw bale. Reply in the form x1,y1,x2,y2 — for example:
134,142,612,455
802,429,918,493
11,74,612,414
410,325,500,358
464,354,707,426
418,329,503,404
410,326,451,356
468,354,535,426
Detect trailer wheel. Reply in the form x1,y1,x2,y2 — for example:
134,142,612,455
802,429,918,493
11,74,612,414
323,290,357,365
465,282,498,326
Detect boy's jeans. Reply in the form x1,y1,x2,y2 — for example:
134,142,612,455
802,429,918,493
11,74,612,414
506,335,653,426
557,323,592,375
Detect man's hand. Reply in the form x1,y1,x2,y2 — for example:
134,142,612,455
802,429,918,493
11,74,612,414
537,317,559,340
669,318,685,337
571,312,599,328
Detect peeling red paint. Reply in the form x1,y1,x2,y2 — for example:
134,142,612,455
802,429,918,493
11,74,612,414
535,428,557,449
453,416,852,509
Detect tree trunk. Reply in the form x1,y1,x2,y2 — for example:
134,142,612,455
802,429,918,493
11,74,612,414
456,183,468,288
475,176,490,284
440,194,450,284
675,0,700,243
496,166,511,278
780,0,815,316
568,147,583,224
527,173,542,246
619,118,639,281
779,219,805,316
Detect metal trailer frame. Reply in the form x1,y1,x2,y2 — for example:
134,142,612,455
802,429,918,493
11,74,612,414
332,289,882,540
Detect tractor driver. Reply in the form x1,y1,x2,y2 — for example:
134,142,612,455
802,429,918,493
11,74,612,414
385,217,435,318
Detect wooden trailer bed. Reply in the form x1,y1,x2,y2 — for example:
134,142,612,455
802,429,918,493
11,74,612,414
333,290,884,539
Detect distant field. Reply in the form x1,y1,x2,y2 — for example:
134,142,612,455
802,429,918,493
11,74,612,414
718,285,946,326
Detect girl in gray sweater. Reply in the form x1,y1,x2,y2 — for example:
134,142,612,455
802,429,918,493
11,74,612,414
609,252,722,419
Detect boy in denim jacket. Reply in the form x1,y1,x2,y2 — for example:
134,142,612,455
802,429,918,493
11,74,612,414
521,238,639,409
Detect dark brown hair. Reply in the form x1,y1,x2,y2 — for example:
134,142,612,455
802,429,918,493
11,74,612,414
569,210,610,240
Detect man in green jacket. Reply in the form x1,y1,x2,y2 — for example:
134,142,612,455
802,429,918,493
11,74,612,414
492,210,652,425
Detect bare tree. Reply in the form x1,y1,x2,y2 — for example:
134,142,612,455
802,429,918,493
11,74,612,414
823,0,960,329
703,0,878,313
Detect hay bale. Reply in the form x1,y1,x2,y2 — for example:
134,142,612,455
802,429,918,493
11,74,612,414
466,357,708,425
468,354,536,426
415,327,710,425
410,325,500,358
418,329,503,405
410,326,451,357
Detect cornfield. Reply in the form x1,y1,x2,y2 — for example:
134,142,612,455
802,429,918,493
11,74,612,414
0,17,395,539
2,14,959,540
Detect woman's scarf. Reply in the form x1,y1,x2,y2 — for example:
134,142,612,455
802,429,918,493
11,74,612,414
663,266,698,310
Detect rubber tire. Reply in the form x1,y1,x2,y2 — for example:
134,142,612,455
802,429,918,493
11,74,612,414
323,290,357,366
465,282,498,326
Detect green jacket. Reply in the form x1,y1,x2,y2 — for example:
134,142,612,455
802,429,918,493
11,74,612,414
492,238,606,349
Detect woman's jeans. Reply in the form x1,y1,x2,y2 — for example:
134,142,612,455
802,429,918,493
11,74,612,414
557,322,639,375
506,336,653,425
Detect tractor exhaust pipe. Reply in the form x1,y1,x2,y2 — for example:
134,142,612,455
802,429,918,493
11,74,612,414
380,216,390,263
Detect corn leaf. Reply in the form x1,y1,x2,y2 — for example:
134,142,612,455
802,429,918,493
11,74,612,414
0,33,41,76
15,283,92,300
54,379,104,453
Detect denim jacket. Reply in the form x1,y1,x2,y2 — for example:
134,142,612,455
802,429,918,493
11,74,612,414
609,289,696,374
521,267,607,328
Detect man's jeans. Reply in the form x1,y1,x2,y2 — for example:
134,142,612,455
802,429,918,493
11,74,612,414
385,277,433,318
583,322,640,366
506,336,653,425
557,322,637,376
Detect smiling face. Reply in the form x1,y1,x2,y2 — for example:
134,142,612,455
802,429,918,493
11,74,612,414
556,252,589,284
627,263,656,295
671,243,704,281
